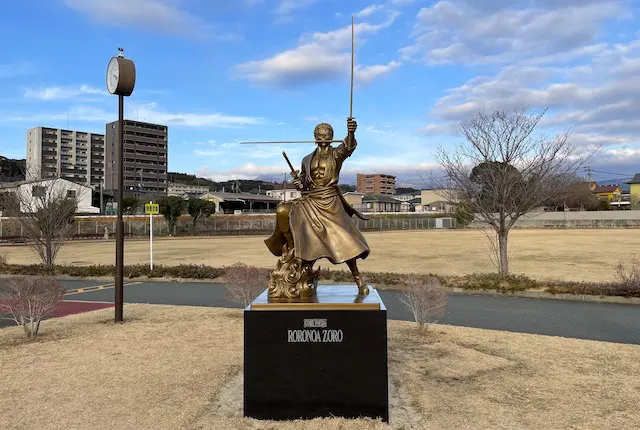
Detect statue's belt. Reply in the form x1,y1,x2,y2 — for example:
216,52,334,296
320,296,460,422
301,186,341,199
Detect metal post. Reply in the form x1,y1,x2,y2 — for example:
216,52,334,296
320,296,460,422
115,94,124,323
149,202,153,271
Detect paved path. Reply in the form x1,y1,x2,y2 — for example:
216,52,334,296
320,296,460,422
2,279,639,344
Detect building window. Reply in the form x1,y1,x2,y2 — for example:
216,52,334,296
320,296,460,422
66,190,77,199
32,186,45,197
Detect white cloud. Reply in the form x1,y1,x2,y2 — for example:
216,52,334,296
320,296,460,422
63,0,211,37
423,35,640,155
193,149,223,156
24,85,106,101
1,103,265,128
195,140,217,146
195,161,442,184
355,60,401,83
402,0,629,65
233,11,401,87
275,0,316,16
356,5,385,18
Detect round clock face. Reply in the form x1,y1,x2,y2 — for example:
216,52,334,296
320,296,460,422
106,58,120,94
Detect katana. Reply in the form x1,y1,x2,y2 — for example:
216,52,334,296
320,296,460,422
239,140,344,145
238,16,356,146
349,15,354,120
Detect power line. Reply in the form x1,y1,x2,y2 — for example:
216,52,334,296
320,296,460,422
590,169,635,178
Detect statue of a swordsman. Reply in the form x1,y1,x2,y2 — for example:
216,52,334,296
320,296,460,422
264,118,370,300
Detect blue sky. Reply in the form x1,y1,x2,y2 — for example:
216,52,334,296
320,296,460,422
1,0,640,187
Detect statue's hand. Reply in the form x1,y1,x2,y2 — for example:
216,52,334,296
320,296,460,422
347,118,357,134
291,170,303,189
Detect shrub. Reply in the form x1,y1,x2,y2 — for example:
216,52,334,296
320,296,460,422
0,276,65,337
454,272,536,293
614,256,640,297
398,274,448,332
545,281,622,297
0,252,7,267
223,263,270,307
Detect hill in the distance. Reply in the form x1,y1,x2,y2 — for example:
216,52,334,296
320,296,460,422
0,156,25,182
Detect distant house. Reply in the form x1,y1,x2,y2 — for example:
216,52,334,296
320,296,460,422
626,174,640,199
343,191,365,206
0,178,99,214
395,193,420,202
199,191,280,214
426,200,456,213
167,183,210,197
421,189,458,206
592,184,622,201
266,188,302,202
361,194,402,213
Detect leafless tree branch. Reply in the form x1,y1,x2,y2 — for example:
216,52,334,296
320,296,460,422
431,106,595,276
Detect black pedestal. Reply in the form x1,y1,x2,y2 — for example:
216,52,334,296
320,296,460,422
244,285,388,422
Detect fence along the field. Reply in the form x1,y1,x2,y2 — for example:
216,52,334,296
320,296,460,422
469,209,640,228
0,215,455,240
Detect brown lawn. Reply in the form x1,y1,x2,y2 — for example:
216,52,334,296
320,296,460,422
3,229,639,282
0,305,638,430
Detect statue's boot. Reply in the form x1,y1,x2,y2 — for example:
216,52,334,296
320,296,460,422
346,258,369,295
353,275,370,295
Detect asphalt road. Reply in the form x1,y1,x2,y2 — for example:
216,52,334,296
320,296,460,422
2,279,639,344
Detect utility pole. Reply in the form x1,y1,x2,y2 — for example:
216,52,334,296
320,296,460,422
99,182,104,214
283,172,287,202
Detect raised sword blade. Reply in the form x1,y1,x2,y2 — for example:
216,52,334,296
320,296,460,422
239,140,344,144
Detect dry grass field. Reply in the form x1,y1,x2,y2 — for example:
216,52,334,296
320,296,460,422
4,229,639,282
0,305,638,430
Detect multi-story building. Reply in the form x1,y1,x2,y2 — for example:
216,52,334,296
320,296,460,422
26,126,105,189
167,183,210,197
105,120,168,198
356,173,396,195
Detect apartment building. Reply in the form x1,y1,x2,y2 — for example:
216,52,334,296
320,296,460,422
356,173,396,195
26,126,105,189
105,120,168,198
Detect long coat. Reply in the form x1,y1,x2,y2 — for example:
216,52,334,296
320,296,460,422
264,139,370,264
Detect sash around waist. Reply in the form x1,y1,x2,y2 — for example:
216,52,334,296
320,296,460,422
301,185,341,199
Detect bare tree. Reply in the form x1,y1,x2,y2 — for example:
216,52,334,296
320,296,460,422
399,275,448,332
434,107,592,277
223,263,269,307
0,276,65,337
2,177,79,267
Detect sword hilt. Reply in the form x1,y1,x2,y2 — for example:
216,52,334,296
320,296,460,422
282,151,296,175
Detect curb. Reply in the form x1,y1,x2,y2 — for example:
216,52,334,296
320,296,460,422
1,274,638,305
443,287,640,305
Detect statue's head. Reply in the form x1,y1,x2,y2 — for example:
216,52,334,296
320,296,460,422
314,123,333,148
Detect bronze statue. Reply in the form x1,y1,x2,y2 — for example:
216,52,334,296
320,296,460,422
264,119,370,300
239,17,369,301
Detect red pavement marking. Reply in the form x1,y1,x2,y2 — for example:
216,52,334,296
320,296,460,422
52,300,114,317
0,299,113,318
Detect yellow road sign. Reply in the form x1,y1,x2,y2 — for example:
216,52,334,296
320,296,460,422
145,203,159,215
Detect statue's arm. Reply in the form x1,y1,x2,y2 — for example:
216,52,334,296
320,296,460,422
336,118,358,161
336,135,357,161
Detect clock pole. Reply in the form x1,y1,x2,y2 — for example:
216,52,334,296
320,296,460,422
106,48,136,323
115,92,124,322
